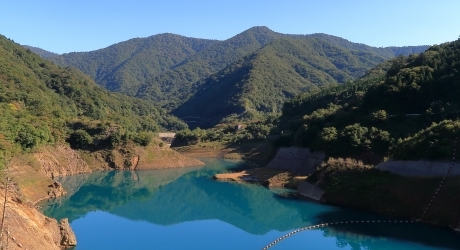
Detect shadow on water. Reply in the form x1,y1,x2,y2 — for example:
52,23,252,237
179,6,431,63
310,208,460,249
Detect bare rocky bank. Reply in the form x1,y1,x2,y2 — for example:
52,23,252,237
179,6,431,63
214,147,460,230
214,147,323,189
0,188,76,250
4,143,204,249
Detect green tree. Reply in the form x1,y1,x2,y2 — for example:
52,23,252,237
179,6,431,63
371,110,388,123
108,130,126,148
133,132,153,146
69,129,93,149
313,127,338,150
340,123,369,151
15,125,43,151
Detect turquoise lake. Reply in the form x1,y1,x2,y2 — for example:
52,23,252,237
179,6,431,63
40,158,460,249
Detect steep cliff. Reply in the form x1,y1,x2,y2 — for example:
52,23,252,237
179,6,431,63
0,187,76,249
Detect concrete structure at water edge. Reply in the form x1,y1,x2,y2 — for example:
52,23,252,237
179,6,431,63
297,181,324,201
158,132,176,147
376,160,460,177
265,147,325,175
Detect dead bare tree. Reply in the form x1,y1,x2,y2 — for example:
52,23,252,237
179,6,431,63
0,161,10,248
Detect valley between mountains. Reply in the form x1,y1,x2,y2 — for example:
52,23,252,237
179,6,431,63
2,26,460,248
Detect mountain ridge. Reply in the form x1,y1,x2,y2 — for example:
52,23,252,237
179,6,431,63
171,35,429,126
24,26,429,126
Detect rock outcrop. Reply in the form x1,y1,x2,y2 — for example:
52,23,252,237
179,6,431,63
297,181,324,201
47,181,67,199
134,145,205,169
6,142,204,249
59,218,77,247
34,145,92,179
0,189,76,250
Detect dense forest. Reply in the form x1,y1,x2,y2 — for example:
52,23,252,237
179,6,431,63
47,34,218,96
46,27,282,109
35,27,428,127
172,36,418,126
15,26,459,163
176,38,460,162
278,38,460,161
0,35,186,169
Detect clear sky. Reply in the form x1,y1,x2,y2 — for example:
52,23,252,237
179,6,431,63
2,0,459,54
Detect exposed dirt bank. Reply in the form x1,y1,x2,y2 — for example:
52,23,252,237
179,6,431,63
215,168,307,189
79,141,204,170
11,143,204,203
0,186,76,250
214,147,320,189
213,148,460,230
5,142,205,248
34,145,93,179
174,140,275,161
134,144,204,169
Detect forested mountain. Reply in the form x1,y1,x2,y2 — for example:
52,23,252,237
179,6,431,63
307,33,430,58
172,36,417,126
175,38,459,163
22,45,60,58
47,27,283,108
276,38,460,161
40,27,428,120
0,35,186,168
136,26,284,109
48,34,218,95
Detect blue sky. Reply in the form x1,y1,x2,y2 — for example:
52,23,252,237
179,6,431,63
2,0,459,54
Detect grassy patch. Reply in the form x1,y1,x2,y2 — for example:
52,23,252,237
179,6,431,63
79,151,95,166
16,153,41,172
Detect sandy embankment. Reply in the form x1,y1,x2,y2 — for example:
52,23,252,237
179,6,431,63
215,168,307,188
214,147,324,188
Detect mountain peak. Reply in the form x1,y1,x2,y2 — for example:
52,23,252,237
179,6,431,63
240,26,277,36
246,26,273,32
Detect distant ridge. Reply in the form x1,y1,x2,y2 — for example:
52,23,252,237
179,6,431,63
23,45,60,58
26,26,429,127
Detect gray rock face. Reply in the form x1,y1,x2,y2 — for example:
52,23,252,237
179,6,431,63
266,147,325,175
376,160,460,177
297,182,324,201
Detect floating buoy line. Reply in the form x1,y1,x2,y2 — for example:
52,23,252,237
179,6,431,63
262,137,458,250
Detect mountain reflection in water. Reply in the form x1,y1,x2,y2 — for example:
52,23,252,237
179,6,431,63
41,159,460,250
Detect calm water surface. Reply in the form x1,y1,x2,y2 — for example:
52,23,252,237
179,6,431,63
41,159,460,250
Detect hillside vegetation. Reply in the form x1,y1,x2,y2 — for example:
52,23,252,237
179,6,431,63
277,38,460,161
0,35,186,169
48,34,217,96
175,37,460,163
39,27,427,126
172,36,415,126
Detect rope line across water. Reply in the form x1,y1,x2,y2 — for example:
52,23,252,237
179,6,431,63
421,136,457,218
262,220,416,249
263,137,458,250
